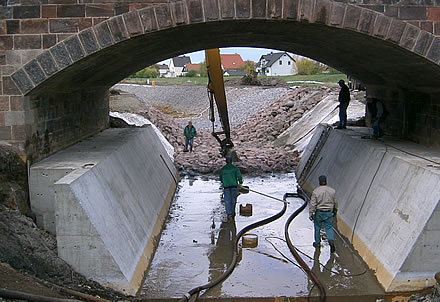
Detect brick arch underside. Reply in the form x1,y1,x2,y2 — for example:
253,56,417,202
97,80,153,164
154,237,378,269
13,13,440,96
11,3,440,160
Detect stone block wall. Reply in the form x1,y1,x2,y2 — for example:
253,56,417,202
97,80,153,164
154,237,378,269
0,0,158,159
24,88,109,162
366,85,440,147
346,0,440,35
0,0,439,159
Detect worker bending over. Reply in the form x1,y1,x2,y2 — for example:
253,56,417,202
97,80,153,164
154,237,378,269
309,175,338,253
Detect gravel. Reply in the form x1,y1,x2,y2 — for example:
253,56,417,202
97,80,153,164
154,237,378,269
113,84,289,130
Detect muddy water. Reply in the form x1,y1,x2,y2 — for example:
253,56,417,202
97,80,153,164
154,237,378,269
141,174,384,299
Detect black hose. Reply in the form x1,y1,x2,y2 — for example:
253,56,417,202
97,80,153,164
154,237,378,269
0,288,80,302
284,188,326,302
178,195,288,302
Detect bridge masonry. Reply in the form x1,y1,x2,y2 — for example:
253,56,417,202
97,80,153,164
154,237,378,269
0,0,440,161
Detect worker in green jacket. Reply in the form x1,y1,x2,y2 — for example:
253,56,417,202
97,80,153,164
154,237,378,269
220,157,243,221
183,121,197,152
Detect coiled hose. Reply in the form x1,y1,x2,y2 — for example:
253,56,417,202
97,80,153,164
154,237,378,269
284,188,326,302
178,194,288,302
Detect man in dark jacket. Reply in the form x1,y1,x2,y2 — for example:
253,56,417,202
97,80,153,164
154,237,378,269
220,157,243,221
335,79,350,129
183,121,197,152
366,98,388,139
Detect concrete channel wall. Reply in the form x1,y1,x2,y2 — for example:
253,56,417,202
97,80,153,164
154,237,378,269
29,127,178,294
297,125,440,292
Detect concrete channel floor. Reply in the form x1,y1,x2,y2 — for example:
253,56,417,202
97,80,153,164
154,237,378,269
141,173,385,300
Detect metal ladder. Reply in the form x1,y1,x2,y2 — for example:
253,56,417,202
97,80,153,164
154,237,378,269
298,125,332,186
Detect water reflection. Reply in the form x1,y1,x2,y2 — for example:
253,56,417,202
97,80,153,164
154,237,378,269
207,219,239,296
142,175,384,299
309,247,336,295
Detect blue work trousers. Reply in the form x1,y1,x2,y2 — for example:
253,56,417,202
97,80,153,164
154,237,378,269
314,211,334,243
338,102,349,127
224,187,238,216
185,137,194,151
372,116,386,137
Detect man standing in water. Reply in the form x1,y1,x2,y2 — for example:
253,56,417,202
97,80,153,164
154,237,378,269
220,157,243,221
183,121,197,152
309,175,338,253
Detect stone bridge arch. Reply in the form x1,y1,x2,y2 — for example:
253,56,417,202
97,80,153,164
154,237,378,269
5,0,440,160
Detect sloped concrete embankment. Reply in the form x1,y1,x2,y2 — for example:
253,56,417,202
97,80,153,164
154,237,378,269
29,127,177,294
297,125,440,292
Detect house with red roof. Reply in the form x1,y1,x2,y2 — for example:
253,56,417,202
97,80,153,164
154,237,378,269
183,64,201,73
220,54,245,70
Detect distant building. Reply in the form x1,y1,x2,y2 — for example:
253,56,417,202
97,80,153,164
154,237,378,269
220,54,245,70
183,63,201,75
256,52,296,76
168,56,191,77
157,64,169,77
223,69,247,76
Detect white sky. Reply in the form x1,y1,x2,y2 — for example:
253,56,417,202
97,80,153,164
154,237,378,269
159,47,292,64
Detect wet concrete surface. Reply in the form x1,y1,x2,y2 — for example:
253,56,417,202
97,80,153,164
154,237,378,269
141,174,385,299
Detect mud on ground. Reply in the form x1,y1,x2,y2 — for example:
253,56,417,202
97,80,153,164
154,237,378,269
2,84,439,302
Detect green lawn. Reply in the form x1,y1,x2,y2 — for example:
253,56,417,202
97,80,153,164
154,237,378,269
121,73,347,87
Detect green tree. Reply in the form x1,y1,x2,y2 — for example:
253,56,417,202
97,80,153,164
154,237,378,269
296,58,320,75
134,66,159,78
239,60,256,76
326,66,341,74
198,61,208,77
145,68,159,78
185,70,198,77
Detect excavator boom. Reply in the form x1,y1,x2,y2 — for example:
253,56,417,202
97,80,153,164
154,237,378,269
205,49,233,156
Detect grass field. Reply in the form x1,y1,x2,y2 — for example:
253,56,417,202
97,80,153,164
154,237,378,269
121,73,347,87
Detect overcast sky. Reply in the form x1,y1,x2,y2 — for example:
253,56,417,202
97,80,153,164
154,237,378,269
160,47,289,64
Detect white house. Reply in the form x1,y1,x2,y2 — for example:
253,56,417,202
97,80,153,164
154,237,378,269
167,56,191,77
256,52,297,76
157,64,169,77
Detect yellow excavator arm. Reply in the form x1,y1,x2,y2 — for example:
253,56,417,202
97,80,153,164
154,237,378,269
205,48,234,156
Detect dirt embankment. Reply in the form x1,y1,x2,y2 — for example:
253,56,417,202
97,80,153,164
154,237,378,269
2,84,439,302
112,85,337,174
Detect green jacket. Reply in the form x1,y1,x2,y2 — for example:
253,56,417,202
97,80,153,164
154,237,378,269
220,163,243,188
184,125,197,138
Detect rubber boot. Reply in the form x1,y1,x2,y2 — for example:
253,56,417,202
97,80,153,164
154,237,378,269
329,240,336,253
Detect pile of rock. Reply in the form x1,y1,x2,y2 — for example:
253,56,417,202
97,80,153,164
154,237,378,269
0,147,29,215
133,86,338,174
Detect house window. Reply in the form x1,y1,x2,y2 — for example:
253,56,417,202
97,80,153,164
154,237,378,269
279,61,282,65
288,61,291,65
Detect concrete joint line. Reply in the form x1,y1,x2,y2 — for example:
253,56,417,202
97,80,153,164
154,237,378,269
119,15,130,41
61,40,75,65
131,10,146,35
425,37,437,62
186,0,194,24
152,6,161,30
341,4,348,29
88,27,101,54
200,0,206,23
70,35,87,61
24,59,46,86
400,23,419,51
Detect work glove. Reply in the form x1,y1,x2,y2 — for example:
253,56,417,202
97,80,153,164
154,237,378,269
309,215,314,221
